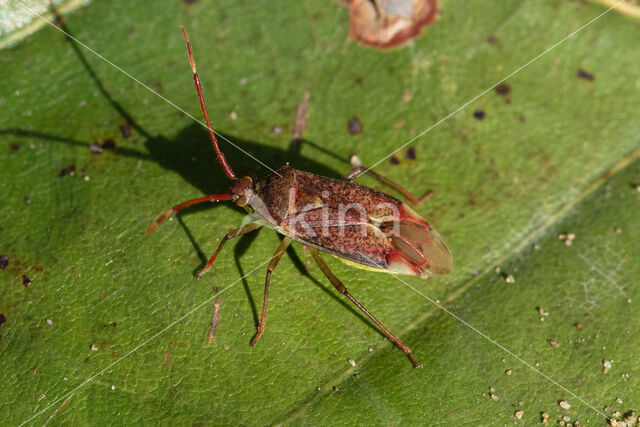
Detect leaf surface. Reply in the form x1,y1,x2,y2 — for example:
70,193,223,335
0,0,638,424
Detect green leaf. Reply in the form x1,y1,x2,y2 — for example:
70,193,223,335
1,0,638,424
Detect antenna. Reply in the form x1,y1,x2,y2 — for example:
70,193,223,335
181,26,237,181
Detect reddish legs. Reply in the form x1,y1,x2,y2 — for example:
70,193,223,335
180,26,237,181
309,248,420,368
146,193,233,235
344,166,433,205
251,237,292,347
196,222,262,279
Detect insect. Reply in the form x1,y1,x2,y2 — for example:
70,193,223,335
147,27,453,368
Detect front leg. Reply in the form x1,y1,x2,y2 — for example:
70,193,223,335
196,222,262,278
343,166,433,205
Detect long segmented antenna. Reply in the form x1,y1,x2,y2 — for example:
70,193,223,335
181,26,237,181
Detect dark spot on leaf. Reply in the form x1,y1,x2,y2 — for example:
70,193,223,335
24,197,31,204
389,156,400,165
473,109,486,120
0,255,8,269
88,143,103,154
348,117,363,135
519,115,526,123
0,314,5,326
486,35,498,44
494,83,511,96
348,0,438,50
577,69,595,81
119,124,132,139
102,138,116,149
53,15,65,28
183,0,197,4
354,77,363,85
10,144,20,152
467,193,476,206
22,274,31,287
59,165,76,177
405,147,416,159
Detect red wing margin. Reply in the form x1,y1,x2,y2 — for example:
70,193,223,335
277,205,452,278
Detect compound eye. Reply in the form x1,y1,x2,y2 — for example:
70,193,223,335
235,195,249,207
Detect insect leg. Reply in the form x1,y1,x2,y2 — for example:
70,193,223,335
251,237,292,347
309,248,420,368
196,222,262,279
146,193,233,235
343,167,433,205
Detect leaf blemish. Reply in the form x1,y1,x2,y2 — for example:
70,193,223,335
59,165,76,177
405,147,416,160
494,83,511,96
473,109,486,120
119,123,132,139
88,138,116,155
577,69,595,82
348,0,438,50
348,117,363,135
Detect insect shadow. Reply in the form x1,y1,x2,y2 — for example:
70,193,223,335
0,5,376,336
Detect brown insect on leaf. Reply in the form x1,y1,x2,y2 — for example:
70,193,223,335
147,27,453,368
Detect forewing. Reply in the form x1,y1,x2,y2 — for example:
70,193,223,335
387,205,453,277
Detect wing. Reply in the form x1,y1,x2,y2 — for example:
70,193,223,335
276,176,453,278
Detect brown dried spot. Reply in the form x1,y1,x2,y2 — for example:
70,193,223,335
473,109,485,120
486,35,498,44
0,314,6,326
389,156,400,165
354,77,363,85
102,138,116,149
183,0,197,4
348,117,363,135
494,83,511,96
292,92,310,144
405,146,416,159
22,274,32,287
59,165,76,177
348,0,438,50
10,144,20,152
0,255,8,270
209,293,222,343
119,124,132,139
577,68,595,81
53,14,65,28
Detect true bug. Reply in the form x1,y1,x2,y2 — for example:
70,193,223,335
147,27,453,368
